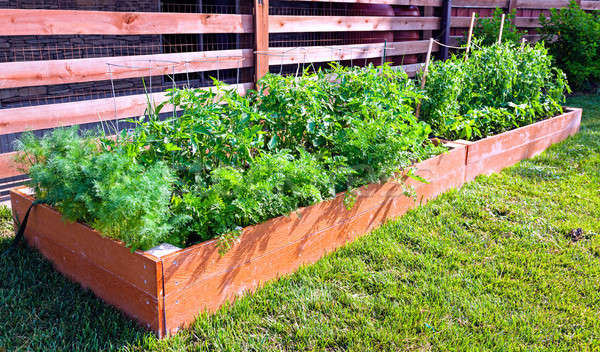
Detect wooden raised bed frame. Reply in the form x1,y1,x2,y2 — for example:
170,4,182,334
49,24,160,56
9,107,581,337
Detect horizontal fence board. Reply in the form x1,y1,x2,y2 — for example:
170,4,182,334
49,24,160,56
0,49,254,89
268,41,438,65
452,16,541,28
515,0,568,9
0,83,253,135
0,9,253,35
582,1,600,10
269,16,440,33
394,63,424,77
0,152,21,179
453,0,600,10
277,0,442,5
452,0,508,8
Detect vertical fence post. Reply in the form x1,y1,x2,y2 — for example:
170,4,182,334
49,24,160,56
423,6,434,40
508,0,518,12
254,0,269,87
440,0,452,60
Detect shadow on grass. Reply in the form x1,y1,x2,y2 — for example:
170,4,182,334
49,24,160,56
0,237,153,351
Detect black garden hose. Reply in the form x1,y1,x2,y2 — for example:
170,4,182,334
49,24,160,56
2,199,47,256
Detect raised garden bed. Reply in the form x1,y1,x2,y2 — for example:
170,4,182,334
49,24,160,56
462,107,582,181
10,142,467,337
9,106,582,337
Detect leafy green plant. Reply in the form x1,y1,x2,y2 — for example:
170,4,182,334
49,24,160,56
464,8,526,46
539,0,600,91
169,149,353,245
254,64,440,185
420,42,570,140
15,127,175,250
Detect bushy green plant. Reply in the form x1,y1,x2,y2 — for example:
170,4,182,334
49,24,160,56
170,150,353,245
254,64,438,184
16,65,443,250
16,127,175,250
465,8,526,46
539,0,600,91
420,42,570,140
121,82,265,183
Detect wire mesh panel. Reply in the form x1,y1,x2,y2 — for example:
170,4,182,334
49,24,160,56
0,0,255,191
267,0,440,76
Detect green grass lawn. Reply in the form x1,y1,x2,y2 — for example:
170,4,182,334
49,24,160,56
1,96,599,351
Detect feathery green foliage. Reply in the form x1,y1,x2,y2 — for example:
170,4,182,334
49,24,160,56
420,42,570,140
16,128,175,250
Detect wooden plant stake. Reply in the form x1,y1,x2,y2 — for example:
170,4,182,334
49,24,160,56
415,38,434,119
498,13,506,44
465,12,476,61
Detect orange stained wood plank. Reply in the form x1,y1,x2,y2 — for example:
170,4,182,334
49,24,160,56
452,16,542,28
465,108,581,181
516,0,569,9
0,9,253,35
277,0,442,5
465,125,579,180
516,0,600,9
268,41,439,65
0,152,22,179
30,234,163,333
466,108,581,164
11,189,163,297
269,16,440,33
0,82,253,135
452,0,508,8
11,191,165,333
162,188,409,333
160,147,468,333
159,146,466,297
0,49,254,89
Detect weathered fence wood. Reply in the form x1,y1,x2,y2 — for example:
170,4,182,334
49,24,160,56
0,9,253,35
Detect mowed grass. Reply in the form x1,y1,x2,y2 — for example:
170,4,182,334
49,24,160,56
1,96,599,351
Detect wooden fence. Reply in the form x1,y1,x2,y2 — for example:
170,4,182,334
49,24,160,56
0,0,598,201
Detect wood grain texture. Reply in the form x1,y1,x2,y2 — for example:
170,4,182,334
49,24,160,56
0,83,253,135
269,16,440,33
10,189,166,335
465,108,582,181
453,0,600,9
452,16,541,28
159,146,468,334
0,9,253,35
0,152,21,179
268,41,438,65
582,1,600,10
254,0,270,83
277,0,442,5
0,49,254,89
452,0,507,7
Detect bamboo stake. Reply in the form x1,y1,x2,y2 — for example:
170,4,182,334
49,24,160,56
415,38,434,119
498,13,506,44
465,12,476,60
